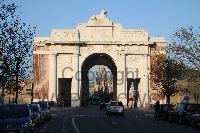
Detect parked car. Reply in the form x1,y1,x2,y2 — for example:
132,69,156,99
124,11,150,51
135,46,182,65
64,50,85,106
0,104,33,133
168,103,200,124
99,96,111,111
189,113,200,127
89,99,99,105
38,101,51,121
106,101,124,116
159,104,174,120
29,104,44,127
89,96,100,105
99,100,109,111
48,101,57,107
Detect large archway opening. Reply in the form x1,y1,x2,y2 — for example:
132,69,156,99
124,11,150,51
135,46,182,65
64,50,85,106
81,53,117,106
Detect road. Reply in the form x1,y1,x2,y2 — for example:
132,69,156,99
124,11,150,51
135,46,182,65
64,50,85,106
34,106,200,133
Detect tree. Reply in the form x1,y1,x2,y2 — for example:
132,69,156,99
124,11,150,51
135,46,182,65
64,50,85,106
170,27,200,70
0,0,16,101
151,54,185,104
170,27,200,103
0,1,35,103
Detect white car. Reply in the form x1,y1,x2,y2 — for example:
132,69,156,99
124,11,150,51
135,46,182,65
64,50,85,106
106,101,124,116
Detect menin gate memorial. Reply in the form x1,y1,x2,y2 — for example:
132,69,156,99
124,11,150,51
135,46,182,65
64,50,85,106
33,10,166,107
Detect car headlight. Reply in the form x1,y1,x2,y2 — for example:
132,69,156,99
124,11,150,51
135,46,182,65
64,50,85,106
119,108,123,111
22,121,32,128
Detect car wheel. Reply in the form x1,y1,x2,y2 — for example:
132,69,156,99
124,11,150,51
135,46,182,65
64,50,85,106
106,112,110,116
121,113,124,116
190,120,196,127
168,115,172,122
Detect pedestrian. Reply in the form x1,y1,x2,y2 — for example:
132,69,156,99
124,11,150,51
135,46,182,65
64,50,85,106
134,96,138,110
154,101,160,120
134,99,137,110
62,100,65,107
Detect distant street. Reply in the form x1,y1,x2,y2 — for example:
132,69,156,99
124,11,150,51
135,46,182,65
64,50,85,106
33,106,199,133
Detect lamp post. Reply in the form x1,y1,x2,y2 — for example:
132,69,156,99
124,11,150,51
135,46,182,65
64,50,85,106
0,58,4,104
31,83,34,102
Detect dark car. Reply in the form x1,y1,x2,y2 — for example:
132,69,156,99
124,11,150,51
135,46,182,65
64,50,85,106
159,104,174,120
106,101,124,116
99,95,111,111
189,113,200,127
99,100,109,111
89,96,100,105
29,104,44,127
0,104,33,133
38,101,51,121
168,103,200,124
48,101,57,107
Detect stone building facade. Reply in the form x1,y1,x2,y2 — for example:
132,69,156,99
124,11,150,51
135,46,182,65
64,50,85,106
33,10,166,107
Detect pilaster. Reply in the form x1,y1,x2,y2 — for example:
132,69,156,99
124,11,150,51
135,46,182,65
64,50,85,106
48,54,57,101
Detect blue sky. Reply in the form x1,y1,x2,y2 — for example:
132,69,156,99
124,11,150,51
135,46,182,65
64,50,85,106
12,0,200,42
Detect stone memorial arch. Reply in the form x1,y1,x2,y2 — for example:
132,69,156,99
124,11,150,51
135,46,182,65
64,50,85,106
33,10,166,107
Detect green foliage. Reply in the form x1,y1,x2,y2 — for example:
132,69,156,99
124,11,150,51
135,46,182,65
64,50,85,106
0,1,36,102
169,26,200,103
170,27,200,70
151,54,185,103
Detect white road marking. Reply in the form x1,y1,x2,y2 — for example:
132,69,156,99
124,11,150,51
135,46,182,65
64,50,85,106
111,121,117,125
72,117,80,133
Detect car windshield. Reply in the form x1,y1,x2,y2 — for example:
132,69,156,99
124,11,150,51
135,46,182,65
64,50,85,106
164,104,174,110
0,105,30,118
38,102,48,109
30,105,39,112
186,104,200,111
110,102,123,106
101,98,110,103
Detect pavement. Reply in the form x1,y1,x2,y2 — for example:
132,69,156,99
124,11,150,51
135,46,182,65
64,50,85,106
33,106,200,133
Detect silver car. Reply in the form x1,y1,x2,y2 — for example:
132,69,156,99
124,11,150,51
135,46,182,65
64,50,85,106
106,101,124,116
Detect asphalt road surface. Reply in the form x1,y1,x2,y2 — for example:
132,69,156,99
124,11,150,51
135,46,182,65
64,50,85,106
33,106,200,133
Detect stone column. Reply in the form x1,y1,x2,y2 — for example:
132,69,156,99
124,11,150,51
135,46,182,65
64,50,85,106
71,53,80,107
124,54,127,95
117,53,127,106
48,54,57,101
143,54,149,105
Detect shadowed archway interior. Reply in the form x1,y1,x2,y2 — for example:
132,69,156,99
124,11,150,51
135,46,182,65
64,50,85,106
81,53,117,106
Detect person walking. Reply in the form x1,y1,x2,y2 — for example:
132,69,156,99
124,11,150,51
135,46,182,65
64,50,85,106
133,90,139,110
154,101,160,120
134,98,138,110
